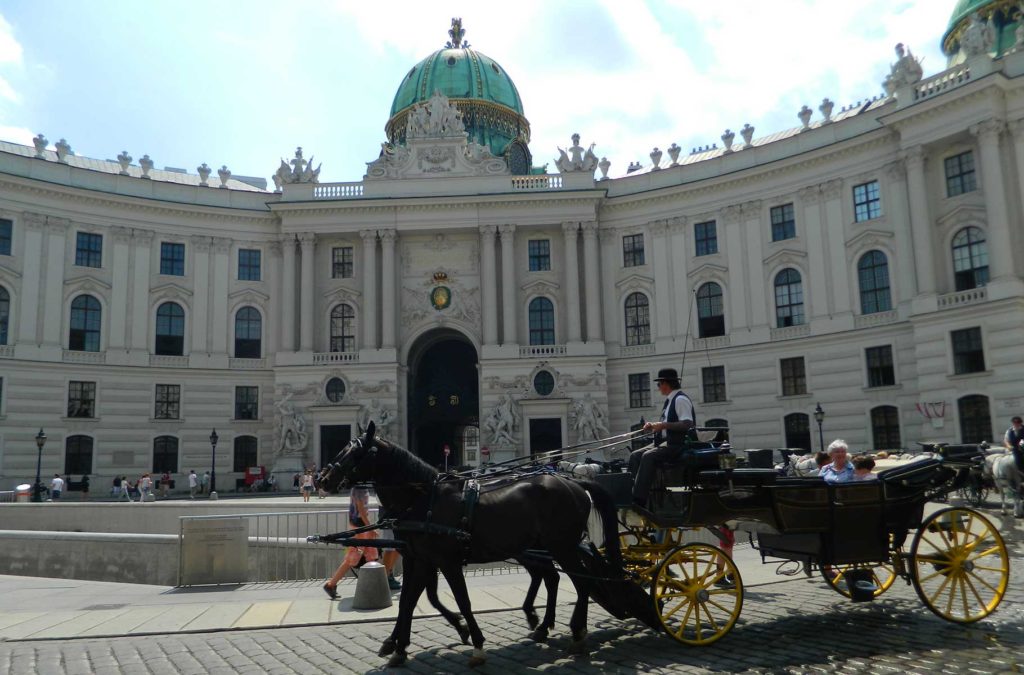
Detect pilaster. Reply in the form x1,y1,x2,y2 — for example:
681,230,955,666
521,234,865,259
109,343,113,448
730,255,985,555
359,229,377,350
280,234,296,352
499,224,518,345
562,221,582,343
581,221,602,342
108,225,132,350
41,218,69,348
16,213,44,345
129,228,154,352
300,232,316,352
380,229,397,349
479,225,498,345
189,235,211,354
903,146,936,296
210,237,231,357
971,119,1014,280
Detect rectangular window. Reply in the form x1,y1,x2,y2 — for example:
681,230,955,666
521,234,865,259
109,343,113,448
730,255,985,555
702,366,727,403
75,232,103,268
865,345,896,388
770,203,796,241
238,248,261,281
234,386,259,420
853,181,881,222
154,384,181,420
67,381,96,418
622,234,645,267
528,239,551,271
945,151,977,197
780,357,807,396
952,327,985,374
332,246,354,278
694,220,718,256
628,373,650,409
159,242,185,276
0,218,11,255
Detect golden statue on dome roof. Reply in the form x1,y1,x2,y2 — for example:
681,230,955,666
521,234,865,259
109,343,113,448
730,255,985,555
446,17,469,49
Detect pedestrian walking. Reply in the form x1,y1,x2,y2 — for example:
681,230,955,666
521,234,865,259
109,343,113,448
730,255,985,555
160,471,171,498
301,470,314,503
137,473,152,503
49,474,64,501
80,474,90,500
201,471,210,495
188,470,198,498
323,486,378,599
119,476,132,502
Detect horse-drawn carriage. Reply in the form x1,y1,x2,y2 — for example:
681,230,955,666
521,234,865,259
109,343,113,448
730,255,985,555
601,437,1009,645
314,423,1008,666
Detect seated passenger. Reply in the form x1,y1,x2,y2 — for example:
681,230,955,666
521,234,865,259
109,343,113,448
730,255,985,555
819,440,855,483
852,455,877,481
628,367,695,508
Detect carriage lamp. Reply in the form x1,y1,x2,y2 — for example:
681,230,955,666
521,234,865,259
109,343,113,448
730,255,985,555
814,403,825,453
32,428,47,503
209,428,219,499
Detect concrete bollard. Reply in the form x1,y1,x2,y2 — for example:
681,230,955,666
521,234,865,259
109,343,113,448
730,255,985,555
351,561,393,610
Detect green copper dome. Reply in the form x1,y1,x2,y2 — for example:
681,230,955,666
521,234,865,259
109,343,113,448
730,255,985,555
943,0,1021,60
386,19,531,167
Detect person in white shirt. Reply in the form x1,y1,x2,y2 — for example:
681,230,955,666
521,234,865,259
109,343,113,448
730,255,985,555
188,470,198,498
50,474,64,501
628,368,695,507
137,474,153,503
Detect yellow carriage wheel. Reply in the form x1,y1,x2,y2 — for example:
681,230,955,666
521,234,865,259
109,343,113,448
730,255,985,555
910,507,1008,623
651,543,743,646
618,524,685,585
821,561,897,599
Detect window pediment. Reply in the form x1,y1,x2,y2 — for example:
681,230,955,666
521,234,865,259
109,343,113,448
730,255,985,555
686,262,728,280
228,288,271,304
63,275,112,302
845,228,894,251
0,262,21,284
762,248,807,269
936,203,986,229
614,273,654,292
521,278,560,295
323,287,362,305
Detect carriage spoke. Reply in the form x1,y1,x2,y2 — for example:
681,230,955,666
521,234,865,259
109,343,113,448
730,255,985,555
971,563,1008,573
661,597,688,621
962,571,989,608
924,573,953,603
705,597,733,614
969,543,1002,561
944,576,956,615
698,601,720,632
919,532,949,554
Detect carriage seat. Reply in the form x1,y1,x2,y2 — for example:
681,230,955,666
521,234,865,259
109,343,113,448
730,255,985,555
696,469,777,488
659,447,730,486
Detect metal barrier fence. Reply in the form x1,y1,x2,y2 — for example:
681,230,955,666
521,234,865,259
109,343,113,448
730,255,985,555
178,509,359,586
0,491,14,503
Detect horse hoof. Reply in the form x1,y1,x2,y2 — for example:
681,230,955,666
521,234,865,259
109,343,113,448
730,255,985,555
387,651,408,667
378,639,396,657
567,640,589,657
525,611,540,630
468,648,487,667
529,627,549,643
456,622,471,645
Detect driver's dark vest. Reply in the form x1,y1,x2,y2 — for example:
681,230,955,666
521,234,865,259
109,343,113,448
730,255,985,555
660,391,696,447
1008,427,1024,470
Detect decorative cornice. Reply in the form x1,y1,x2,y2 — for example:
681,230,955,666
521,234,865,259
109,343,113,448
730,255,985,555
46,216,71,234
721,205,743,224
649,219,670,236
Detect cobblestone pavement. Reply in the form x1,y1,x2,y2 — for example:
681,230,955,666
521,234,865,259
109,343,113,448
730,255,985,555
2,569,1023,675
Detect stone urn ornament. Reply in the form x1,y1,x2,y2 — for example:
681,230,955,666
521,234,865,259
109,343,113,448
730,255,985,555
741,124,755,149
667,143,681,165
721,129,735,153
55,138,72,163
650,147,663,170
117,151,132,175
139,154,154,178
820,98,834,124
32,134,48,159
197,163,212,186
218,165,231,188
798,105,812,130
598,156,610,180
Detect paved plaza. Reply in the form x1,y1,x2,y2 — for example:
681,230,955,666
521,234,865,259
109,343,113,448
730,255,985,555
1,508,1023,674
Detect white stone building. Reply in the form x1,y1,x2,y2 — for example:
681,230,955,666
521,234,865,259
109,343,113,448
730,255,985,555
1,7,1024,490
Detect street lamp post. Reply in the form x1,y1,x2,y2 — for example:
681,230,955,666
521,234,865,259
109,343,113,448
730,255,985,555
814,403,825,453
209,429,219,500
32,429,47,503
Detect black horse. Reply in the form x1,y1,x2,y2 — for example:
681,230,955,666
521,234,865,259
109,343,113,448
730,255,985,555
320,422,654,667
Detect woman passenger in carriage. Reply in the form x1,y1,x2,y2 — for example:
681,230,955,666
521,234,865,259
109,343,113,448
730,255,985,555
819,439,856,483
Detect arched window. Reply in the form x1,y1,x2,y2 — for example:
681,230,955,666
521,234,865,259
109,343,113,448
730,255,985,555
705,418,729,443
696,283,725,338
870,405,901,450
233,436,258,472
784,413,811,452
0,287,8,345
330,304,355,352
958,395,992,444
64,435,93,475
153,436,179,473
234,307,262,358
774,269,805,328
858,251,891,314
155,302,185,356
624,292,651,346
952,227,989,291
69,295,102,352
528,297,555,346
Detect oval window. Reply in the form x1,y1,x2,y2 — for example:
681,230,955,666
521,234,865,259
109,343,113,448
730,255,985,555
447,56,457,66
534,371,555,396
326,377,346,403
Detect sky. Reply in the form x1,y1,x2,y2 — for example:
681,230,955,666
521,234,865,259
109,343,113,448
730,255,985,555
0,0,958,184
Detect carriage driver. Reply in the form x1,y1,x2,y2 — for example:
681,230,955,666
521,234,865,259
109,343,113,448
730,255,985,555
1003,416,1024,470
629,368,695,508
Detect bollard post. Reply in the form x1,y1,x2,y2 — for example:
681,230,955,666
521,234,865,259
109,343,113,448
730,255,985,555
351,561,393,609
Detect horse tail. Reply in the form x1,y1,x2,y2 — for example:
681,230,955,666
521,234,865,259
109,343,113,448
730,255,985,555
578,479,623,571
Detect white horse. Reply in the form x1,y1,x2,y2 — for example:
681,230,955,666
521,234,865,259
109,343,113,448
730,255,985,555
986,450,1023,517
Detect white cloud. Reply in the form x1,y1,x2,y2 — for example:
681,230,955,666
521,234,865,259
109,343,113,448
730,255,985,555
0,124,35,146
0,14,22,104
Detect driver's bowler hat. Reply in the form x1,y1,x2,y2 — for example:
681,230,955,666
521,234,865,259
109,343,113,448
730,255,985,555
654,368,679,383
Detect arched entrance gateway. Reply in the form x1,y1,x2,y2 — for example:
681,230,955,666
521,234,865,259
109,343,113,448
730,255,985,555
406,329,479,469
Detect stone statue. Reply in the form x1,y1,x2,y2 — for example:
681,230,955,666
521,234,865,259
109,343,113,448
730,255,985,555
271,147,321,191
883,43,924,95
484,393,519,446
275,390,309,456
961,11,994,58
360,398,394,435
555,133,599,174
406,91,466,140
572,393,609,443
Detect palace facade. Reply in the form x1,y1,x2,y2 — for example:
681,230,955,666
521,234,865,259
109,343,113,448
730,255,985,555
1,5,1023,489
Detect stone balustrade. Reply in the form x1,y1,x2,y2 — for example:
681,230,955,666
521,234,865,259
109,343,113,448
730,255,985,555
937,287,987,309
519,344,567,358
854,310,899,329
63,350,106,364
511,175,563,190
313,351,360,365
229,357,267,370
770,324,811,341
149,354,190,368
312,183,364,199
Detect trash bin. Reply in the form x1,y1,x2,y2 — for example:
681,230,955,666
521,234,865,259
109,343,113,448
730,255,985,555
14,483,31,502
746,449,775,469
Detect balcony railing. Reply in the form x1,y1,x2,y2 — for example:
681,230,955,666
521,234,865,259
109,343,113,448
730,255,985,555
313,351,359,365
312,183,364,199
63,350,106,364
229,357,267,370
937,287,987,309
692,335,730,351
149,354,189,368
511,175,563,190
519,344,567,358
620,343,655,357
854,310,898,329
770,324,810,341
913,64,971,103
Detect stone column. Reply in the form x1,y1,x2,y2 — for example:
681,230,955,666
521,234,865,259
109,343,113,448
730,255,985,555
360,229,377,350
885,159,915,304
562,221,582,343
650,220,673,341
1010,118,1024,240
499,224,518,345
581,221,602,342
479,225,498,345
972,119,1014,279
211,238,231,354
108,226,132,350
821,180,851,315
41,218,69,347
17,213,45,345
280,235,296,352
380,229,397,349
299,232,316,352
904,146,936,295
129,229,153,351
268,240,282,355
189,236,211,354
